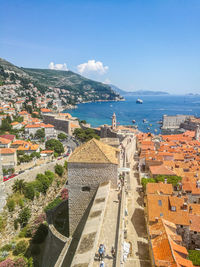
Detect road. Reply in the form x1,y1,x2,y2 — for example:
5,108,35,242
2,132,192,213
124,154,151,267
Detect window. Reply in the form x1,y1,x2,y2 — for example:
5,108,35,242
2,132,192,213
171,206,176,211
160,213,163,217
194,231,197,234
82,186,90,192
158,200,162,206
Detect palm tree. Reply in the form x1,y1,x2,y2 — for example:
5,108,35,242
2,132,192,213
12,179,26,194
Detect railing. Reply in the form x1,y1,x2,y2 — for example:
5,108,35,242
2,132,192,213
116,186,126,266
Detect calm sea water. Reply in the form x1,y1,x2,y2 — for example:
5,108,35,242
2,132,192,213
64,95,200,133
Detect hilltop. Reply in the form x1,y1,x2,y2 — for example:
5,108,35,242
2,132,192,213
110,84,169,96
0,58,123,107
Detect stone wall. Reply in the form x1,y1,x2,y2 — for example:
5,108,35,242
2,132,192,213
43,114,70,134
162,115,194,130
67,162,118,235
71,182,110,267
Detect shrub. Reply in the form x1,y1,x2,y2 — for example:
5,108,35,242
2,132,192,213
24,184,35,200
18,207,31,227
32,224,48,244
6,199,15,212
55,164,64,177
45,170,55,185
30,244,40,255
12,179,26,194
0,244,12,252
27,257,33,267
188,250,200,265
34,213,46,226
14,258,27,267
13,240,28,256
18,198,24,208
64,161,68,170
44,198,62,212
0,216,6,233
14,219,18,230
61,188,68,200
0,251,9,259
0,259,15,267
36,174,50,194
18,225,32,238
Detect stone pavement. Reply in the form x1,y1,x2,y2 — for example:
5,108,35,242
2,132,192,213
124,157,151,267
93,189,119,267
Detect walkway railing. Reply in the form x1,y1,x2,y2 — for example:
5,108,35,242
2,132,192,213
116,186,126,266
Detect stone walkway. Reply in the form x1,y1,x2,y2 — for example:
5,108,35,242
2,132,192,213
93,189,119,267
125,157,151,267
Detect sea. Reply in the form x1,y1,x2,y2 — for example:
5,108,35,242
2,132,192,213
64,95,200,133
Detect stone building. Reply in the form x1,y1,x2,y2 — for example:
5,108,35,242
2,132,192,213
67,138,119,235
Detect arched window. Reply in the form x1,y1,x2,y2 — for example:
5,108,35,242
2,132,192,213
82,186,90,192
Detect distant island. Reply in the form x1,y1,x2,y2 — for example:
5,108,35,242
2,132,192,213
110,84,170,96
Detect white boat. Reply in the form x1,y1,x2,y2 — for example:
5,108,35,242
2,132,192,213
136,99,143,104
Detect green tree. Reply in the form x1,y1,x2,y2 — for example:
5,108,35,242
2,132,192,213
73,128,100,142
141,178,156,189
1,118,11,131
35,128,45,139
64,161,68,170
24,184,35,200
12,179,26,194
58,133,67,140
18,207,31,226
45,139,64,155
55,164,64,177
30,152,40,159
36,174,50,194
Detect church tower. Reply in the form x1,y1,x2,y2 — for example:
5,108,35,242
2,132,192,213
195,125,200,140
112,112,117,130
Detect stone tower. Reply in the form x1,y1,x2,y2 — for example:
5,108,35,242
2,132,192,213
67,138,119,235
112,112,117,130
195,125,200,140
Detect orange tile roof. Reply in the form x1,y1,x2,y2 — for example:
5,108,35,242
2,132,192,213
41,150,54,154
0,148,16,154
146,183,173,195
41,108,52,113
150,164,175,176
0,137,11,144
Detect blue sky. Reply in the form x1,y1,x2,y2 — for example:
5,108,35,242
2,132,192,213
1,0,200,94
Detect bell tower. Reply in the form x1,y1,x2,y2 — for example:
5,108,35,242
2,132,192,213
112,112,117,130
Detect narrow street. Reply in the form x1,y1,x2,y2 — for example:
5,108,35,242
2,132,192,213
93,189,119,267
125,155,151,267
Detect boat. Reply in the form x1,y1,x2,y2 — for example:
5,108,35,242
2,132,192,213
157,120,162,124
149,124,152,126
147,127,150,130
136,99,143,104
143,119,147,123
132,120,136,124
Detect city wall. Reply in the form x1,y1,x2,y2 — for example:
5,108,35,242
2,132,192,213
67,162,118,235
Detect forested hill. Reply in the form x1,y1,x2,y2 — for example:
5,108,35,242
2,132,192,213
0,58,123,105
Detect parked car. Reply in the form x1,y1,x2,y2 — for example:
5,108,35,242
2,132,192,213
3,174,17,182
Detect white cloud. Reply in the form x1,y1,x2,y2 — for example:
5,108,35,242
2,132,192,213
77,60,108,75
48,62,68,71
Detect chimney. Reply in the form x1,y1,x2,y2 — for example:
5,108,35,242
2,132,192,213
195,125,200,140
189,206,193,214
182,202,188,211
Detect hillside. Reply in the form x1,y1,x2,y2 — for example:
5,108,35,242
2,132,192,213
0,58,123,106
110,84,169,96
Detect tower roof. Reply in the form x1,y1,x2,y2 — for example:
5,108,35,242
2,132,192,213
68,138,119,164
